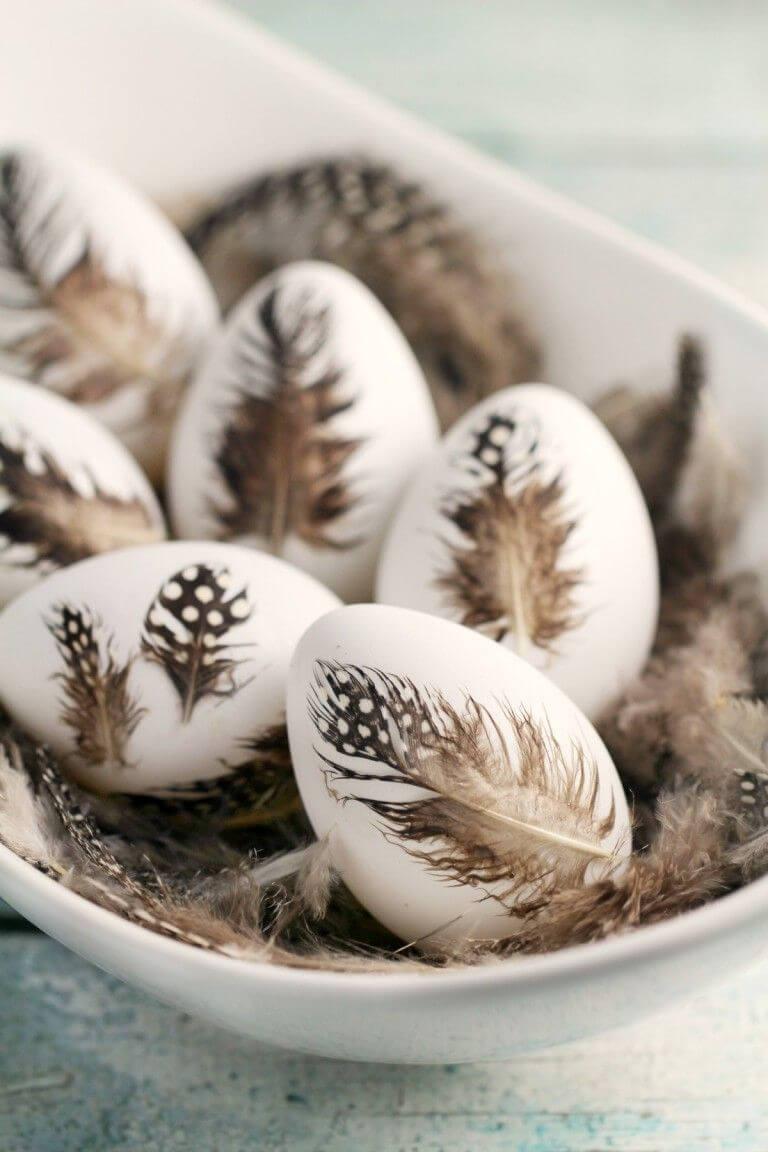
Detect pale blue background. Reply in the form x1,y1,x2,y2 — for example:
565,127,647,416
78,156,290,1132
3,3,768,1150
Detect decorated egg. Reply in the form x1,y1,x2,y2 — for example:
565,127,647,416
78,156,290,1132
287,604,631,948
376,385,659,720
0,145,219,479
0,541,339,798
167,260,439,601
0,375,165,605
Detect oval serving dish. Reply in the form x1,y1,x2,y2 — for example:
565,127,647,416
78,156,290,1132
1,0,768,1064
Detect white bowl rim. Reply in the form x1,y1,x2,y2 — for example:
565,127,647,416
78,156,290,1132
1,831,764,995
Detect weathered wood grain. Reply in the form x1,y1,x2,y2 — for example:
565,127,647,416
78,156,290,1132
0,932,767,1152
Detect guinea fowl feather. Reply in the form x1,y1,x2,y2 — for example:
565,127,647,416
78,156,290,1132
185,155,538,429
308,659,619,910
141,563,253,723
47,603,144,772
436,411,582,655
212,284,363,553
0,430,161,571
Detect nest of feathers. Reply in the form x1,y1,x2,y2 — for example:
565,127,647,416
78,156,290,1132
0,210,766,970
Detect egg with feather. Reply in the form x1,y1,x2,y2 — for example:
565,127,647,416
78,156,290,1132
376,385,659,720
0,542,339,816
287,604,631,948
0,375,166,605
167,259,439,601
0,145,219,479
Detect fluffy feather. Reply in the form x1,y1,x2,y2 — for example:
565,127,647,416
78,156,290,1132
497,788,727,953
211,283,363,552
0,153,190,428
185,155,538,430
127,725,300,827
141,563,252,723
0,430,161,572
47,603,144,773
594,335,746,581
436,411,582,654
308,659,619,910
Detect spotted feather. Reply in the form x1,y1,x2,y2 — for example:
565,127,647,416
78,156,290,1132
141,564,252,723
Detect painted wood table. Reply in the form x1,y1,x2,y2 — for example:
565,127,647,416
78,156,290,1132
3,3,768,1149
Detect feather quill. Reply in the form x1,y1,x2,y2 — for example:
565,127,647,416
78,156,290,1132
436,411,582,655
141,563,252,723
211,284,363,553
47,602,144,772
308,659,619,909
0,430,161,572
185,155,538,430
497,788,727,953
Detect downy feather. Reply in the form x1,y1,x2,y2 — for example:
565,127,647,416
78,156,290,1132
498,788,727,953
128,724,300,827
185,155,538,430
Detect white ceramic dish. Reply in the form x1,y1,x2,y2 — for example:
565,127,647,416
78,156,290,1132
2,0,768,1064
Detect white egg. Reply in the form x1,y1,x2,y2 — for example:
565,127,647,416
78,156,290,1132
167,260,439,601
0,145,219,479
287,604,631,948
0,374,165,605
376,385,659,720
0,541,339,793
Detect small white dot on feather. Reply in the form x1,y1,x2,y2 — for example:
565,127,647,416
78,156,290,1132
163,581,182,600
230,598,249,619
182,606,199,623
195,585,214,604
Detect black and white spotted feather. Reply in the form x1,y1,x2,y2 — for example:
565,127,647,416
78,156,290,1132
308,660,618,909
141,564,252,723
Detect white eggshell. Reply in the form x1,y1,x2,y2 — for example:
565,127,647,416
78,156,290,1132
0,145,220,478
287,604,631,947
377,385,659,720
167,260,439,601
0,541,339,792
0,374,166,604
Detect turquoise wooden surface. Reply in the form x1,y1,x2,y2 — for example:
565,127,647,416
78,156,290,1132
4,2,768,1148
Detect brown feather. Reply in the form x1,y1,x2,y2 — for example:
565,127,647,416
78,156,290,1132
497,788,727,953
0,154,195,449
47,603,144,773
0,430,161,572
185,155,538,430
127,724,300,827
308,660,619,910
212,284,363,553
436,412,582,653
